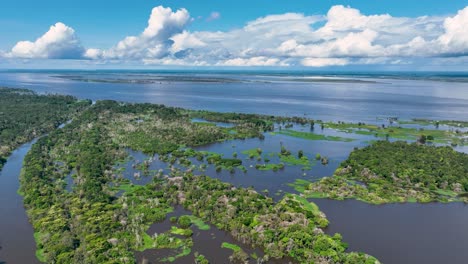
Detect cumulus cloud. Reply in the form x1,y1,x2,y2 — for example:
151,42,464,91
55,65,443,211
87,6,190,60
4,5,468,67
437,6,468,55
10,22,84,59
170,31,206,53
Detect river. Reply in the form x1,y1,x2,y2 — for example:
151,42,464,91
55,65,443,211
0,140,39,264
1,71,468,123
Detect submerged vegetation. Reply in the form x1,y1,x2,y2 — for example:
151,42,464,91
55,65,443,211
4,87,466,263
277,129,355,142
18,98,378,263
321,120,467,146
300,141,468,204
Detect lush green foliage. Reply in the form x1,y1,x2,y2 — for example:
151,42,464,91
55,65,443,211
15,92,378,263
0,87,90,169
306,141,468,203
160,174,378,263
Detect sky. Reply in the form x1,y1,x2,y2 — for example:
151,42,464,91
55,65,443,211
0,0,468,70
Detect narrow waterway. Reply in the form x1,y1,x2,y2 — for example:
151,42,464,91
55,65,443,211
0,140,40,264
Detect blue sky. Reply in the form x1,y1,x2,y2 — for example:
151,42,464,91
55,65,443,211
1,0,468,69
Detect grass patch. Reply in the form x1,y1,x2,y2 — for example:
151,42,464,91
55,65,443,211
256,163,284,171
185,215,210,231
280,154,312,166
116,183,141,193
241,148,262,158
162,247,192,262
434,189,458,197
138,233,155,251
288,179,312,193
289,194,320,215
278,129,354,142
323,121,465,145
221,242,241,252
170,226,193,236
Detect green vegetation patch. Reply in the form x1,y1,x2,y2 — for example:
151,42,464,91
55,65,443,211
186,215,210,231
241,148,263,158
0,87,90,170
34,232,46,263
221,242,241,252
399,118,468,128
116,183,142,193
278,129,354,142
288,179,313,193
323,121,467,146
255,163,285,171
305,141,468,204
280,154,312,167
161,247,192,262
288,194,320,215
170,226,193,237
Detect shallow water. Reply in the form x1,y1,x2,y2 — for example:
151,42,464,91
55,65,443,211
0,140,39,264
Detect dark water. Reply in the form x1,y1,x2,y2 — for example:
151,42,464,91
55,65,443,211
1,71,468,123
313,199,468,264
0,140,39,264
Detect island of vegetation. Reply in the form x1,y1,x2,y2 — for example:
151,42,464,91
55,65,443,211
294,141,468,204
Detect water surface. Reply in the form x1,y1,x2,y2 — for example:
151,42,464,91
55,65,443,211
0,140,39,264
1,71,468,123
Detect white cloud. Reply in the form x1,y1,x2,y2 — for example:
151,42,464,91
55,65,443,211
10,22,84,59
301,58,348,67
84,48,103,60
89,6,190,60
4,5,468,67
170,31,206,53
218,56,287,67
437,6,468,55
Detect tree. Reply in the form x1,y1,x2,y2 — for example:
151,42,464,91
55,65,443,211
418,135,427,144
178,215,192,228
298,150,304,159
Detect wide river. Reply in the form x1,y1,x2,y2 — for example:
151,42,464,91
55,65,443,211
0,71,468,122
0,70,468,264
